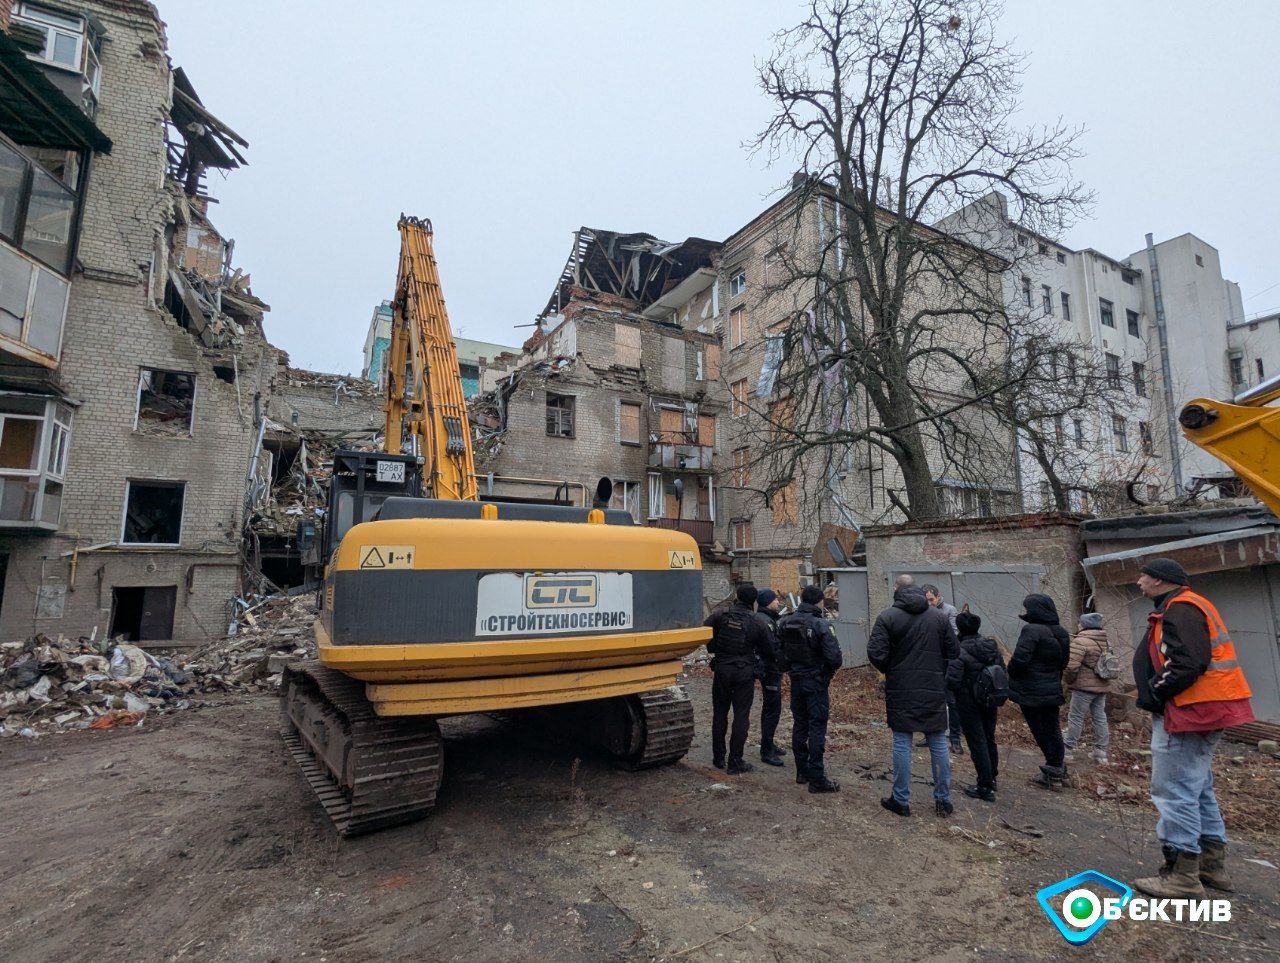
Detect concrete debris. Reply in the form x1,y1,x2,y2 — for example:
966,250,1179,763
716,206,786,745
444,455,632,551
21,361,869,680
0,594,317,737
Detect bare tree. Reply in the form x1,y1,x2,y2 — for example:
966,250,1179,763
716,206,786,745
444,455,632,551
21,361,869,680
748,0,1091,520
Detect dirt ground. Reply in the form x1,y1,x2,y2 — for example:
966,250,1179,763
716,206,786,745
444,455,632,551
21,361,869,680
2,669,1278,962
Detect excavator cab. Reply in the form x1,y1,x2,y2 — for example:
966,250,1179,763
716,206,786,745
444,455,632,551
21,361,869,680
320,450,424,566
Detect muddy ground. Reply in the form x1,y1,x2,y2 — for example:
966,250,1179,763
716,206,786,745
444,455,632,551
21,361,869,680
1,669,1278,962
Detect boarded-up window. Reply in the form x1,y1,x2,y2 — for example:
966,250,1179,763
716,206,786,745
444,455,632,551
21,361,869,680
731,518,752,551
731,379,748,417
771,480,797,525
619,402,641,444
616,324,641,368
697,413,715,447
768,398,793,440
658,407,682,443
732,447,749,487
730,305,747,346
696,477,712,520
704,343,721,381
546,393,574,437
768,558,801,596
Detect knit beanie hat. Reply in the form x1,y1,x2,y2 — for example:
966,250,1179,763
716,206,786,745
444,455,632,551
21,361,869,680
1140,557,1190,586
1079,612,1104,630
756,589,778,609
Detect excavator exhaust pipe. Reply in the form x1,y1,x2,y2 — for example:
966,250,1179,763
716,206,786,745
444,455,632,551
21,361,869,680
593,477,613,509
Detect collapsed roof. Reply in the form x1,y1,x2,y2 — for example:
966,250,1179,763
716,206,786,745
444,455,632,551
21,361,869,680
542,227,720,318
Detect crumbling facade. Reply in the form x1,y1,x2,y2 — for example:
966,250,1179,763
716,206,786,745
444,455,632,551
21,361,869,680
0,1,280,644
471,229,733,607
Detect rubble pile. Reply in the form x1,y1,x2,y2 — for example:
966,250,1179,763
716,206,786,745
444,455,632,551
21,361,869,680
0,594,317,738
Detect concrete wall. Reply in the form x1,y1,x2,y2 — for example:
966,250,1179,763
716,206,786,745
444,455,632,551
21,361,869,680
863,513,1087,630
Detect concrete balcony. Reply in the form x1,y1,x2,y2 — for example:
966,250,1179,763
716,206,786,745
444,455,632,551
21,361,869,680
647,516,713,546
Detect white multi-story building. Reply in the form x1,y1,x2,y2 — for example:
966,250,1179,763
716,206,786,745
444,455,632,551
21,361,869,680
940,194,1254,510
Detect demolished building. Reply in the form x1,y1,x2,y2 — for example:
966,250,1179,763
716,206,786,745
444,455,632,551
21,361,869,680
0,1,283,644
471,227,734,607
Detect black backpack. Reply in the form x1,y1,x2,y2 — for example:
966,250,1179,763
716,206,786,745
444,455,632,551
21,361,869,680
973,662,1009,708
778,616,817,667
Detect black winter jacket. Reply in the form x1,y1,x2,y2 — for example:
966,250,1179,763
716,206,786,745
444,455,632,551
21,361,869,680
1007,594,1070,708
704,602,772,669
867,586,959,733
779,602,842,678
755,607,783,674
946,633,1005,700
1132,589,1213,713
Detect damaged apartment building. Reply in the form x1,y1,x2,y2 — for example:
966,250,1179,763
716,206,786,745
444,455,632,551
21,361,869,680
0,0,281,644
472,181,1017,603
471,228,735,605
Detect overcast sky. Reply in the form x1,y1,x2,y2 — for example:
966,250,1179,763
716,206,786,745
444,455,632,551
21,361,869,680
162,1,1280,375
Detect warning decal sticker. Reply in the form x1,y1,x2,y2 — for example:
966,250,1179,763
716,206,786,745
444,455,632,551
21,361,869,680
358,545,416,570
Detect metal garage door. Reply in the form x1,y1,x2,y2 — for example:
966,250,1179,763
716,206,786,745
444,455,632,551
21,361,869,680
1200,569,1280,723
826,568,869,664
883,566,1044,654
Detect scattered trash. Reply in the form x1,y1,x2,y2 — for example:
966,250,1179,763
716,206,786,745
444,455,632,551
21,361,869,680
1244,858,1277,870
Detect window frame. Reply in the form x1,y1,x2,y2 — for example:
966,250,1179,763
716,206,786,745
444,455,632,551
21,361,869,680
1112,415,1129,453
728,270,746,297
730,378,748,418
1126,309,1140,338
134,367,197,437
729,304,747,348
1132,361,1147,397
1041,285,1053,315
1105,352,1121,388
618,400,642,446
13,3,87,75
1099,298,1115,329
120,479,186,547
1060,291,1071,321
545,392,575,439
0,132,82,277
0,395,72,528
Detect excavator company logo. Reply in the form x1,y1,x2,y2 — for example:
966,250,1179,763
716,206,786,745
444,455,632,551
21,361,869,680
525,575,598,609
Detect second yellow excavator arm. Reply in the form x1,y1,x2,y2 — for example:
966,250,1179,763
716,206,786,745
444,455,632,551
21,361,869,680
1180,372,1280,517
384,216,478,501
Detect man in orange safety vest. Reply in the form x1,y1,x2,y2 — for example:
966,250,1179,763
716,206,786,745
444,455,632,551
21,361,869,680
1130,558,1254,900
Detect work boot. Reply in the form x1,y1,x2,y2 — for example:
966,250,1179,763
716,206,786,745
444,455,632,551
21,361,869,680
1199,838,1233,892
795,765,809,785
726,760,754,775
963,785,996,802
1134,850,1205,898
809,777,840,794
760,747,786,767
950,739,962,756
1029,769,1059,791
712,756,725,770
880,796,910,818
935,799,954,818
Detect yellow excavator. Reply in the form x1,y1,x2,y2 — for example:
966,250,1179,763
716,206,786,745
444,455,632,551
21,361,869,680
281,217,709,836
1179,374,1280,515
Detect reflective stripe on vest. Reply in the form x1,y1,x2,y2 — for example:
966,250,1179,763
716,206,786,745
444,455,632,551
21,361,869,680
1149,590,1252,707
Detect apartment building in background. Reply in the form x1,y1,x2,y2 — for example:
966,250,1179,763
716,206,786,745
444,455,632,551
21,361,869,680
940,192,1255,510
361,299,515,398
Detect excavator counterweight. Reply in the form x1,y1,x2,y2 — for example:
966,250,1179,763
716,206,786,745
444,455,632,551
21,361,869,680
281,218,707,836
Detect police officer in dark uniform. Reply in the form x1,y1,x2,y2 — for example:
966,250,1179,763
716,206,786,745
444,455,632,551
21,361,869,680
704,583,773,774
780,584,843,792
754,588,786,766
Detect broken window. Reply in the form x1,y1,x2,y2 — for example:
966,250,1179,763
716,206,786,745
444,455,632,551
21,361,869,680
731,379,748,417
757,333,784,397
619,402,641,445
135,369,195,436
609,480,640,519
122,480,185,545
545,393,574,438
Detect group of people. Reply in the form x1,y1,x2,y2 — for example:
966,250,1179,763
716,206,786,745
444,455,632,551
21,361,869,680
704,557,1256,899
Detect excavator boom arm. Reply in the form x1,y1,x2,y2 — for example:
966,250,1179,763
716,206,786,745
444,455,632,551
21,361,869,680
384,216,478,501
1180,371,1280,516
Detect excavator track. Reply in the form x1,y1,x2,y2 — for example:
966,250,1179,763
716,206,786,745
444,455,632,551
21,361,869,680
622,686,696,770
281,662,442,838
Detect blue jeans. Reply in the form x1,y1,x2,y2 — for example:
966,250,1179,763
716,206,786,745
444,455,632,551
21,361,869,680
891,729,951,806
1150,715,1226,853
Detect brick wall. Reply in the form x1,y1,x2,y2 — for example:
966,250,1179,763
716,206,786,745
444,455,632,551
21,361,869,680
0,1,273,644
